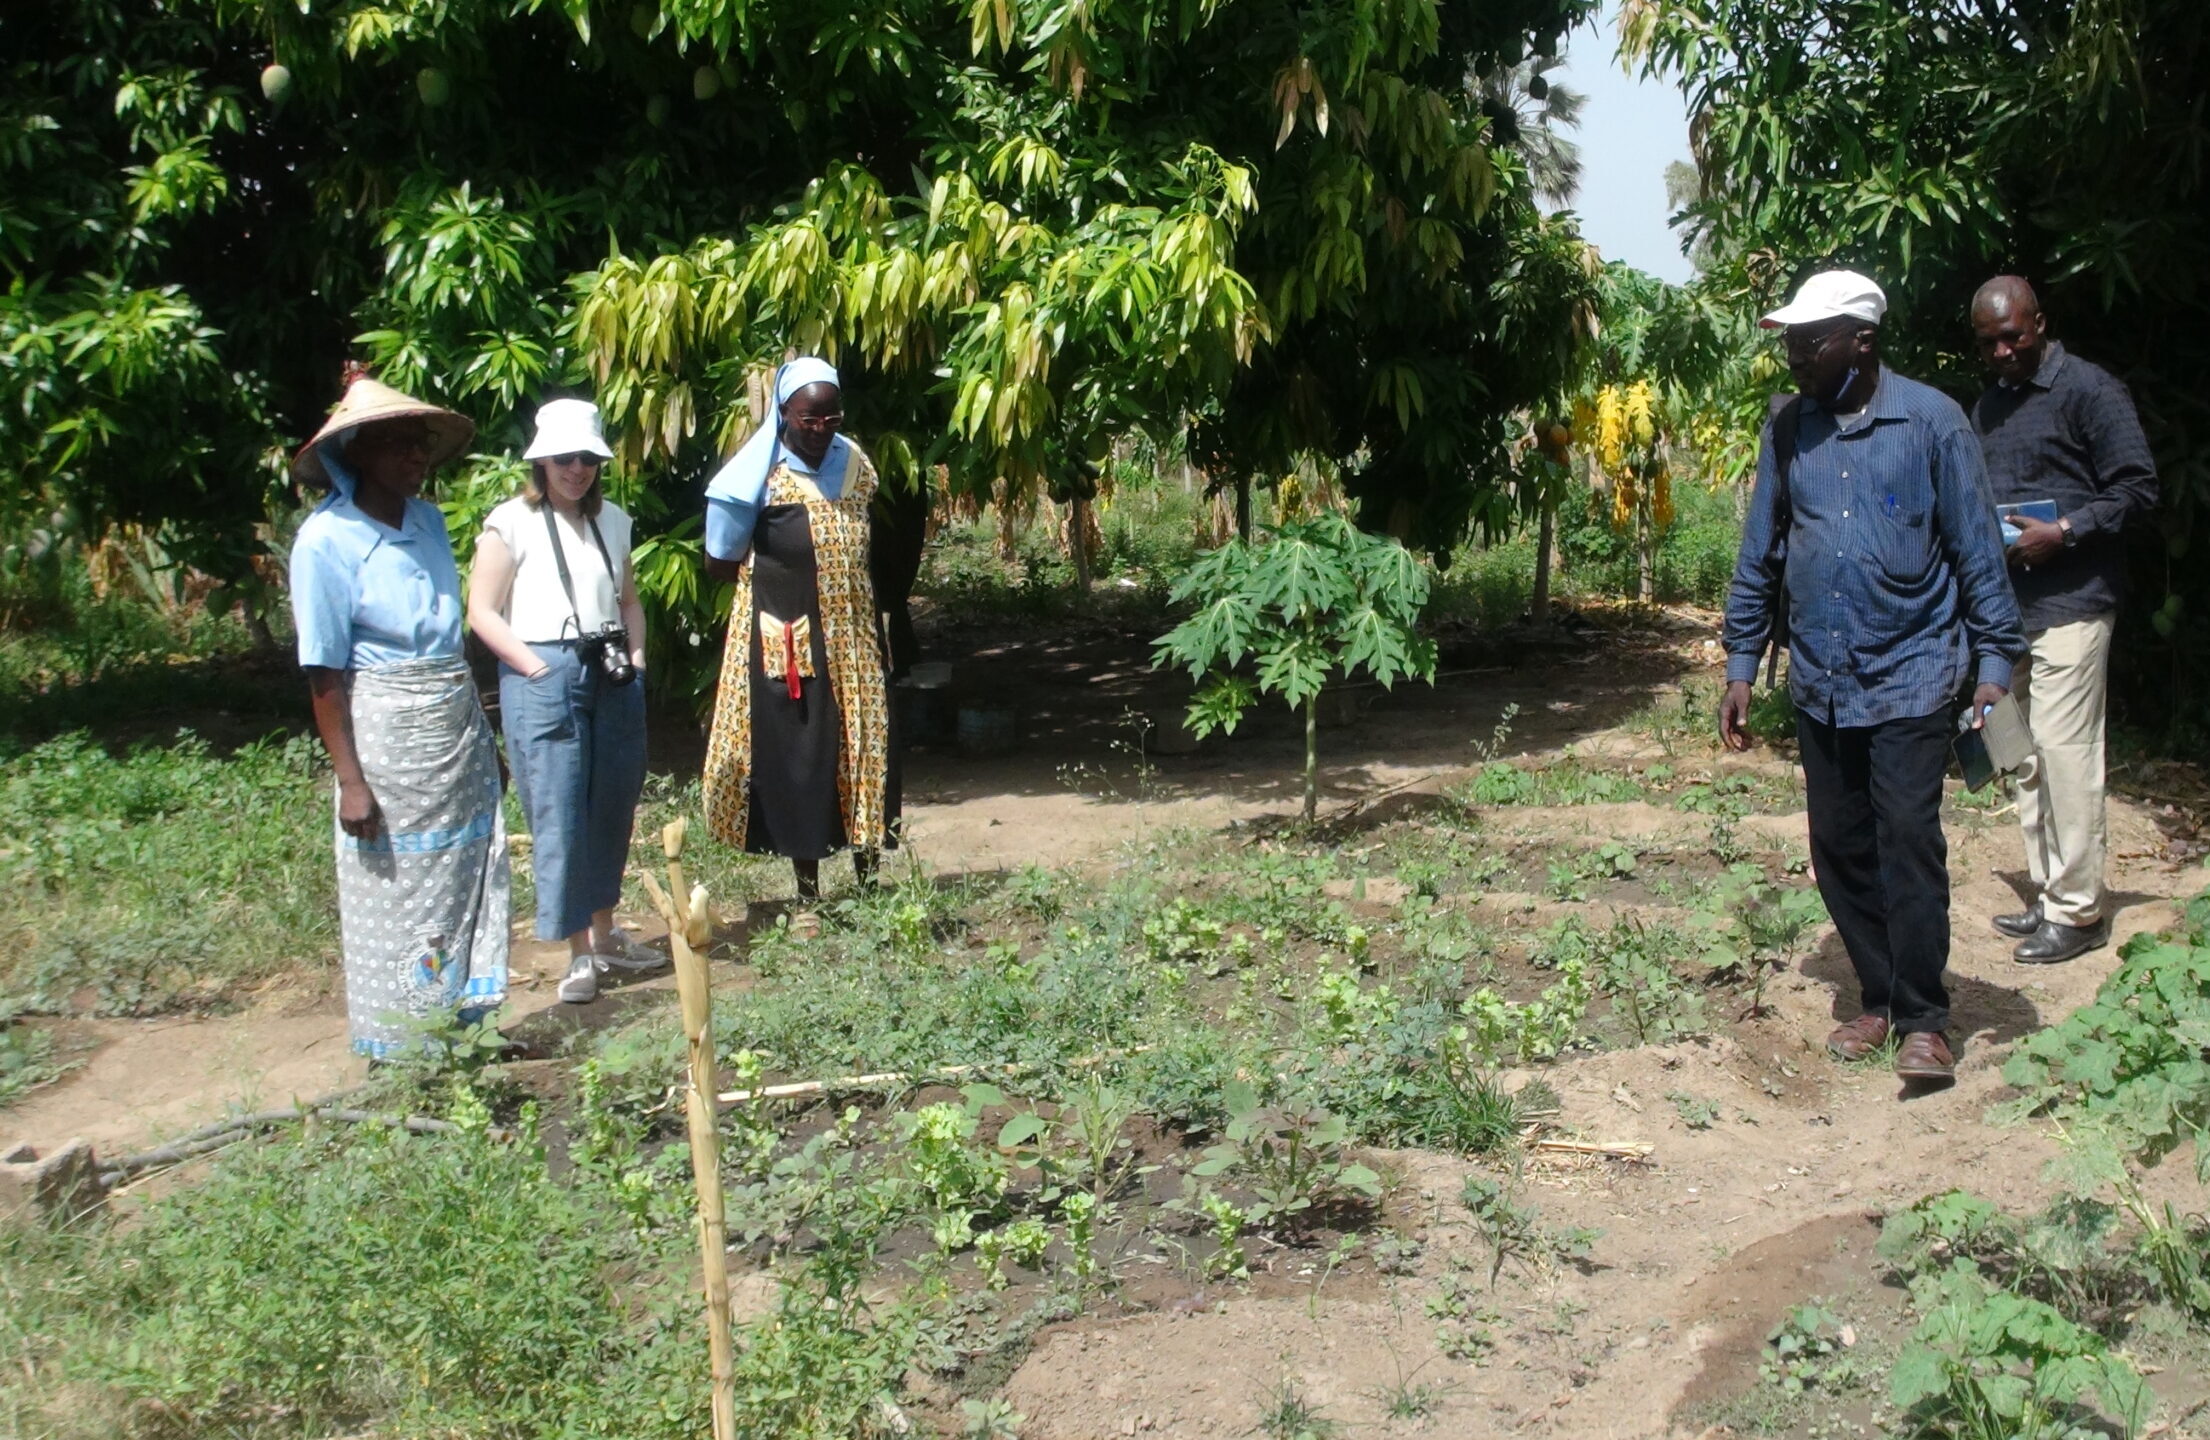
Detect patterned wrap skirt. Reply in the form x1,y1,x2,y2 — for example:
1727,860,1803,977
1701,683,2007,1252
336,657,511,1057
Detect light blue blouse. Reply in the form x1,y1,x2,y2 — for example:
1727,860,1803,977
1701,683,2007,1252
289,457,466,671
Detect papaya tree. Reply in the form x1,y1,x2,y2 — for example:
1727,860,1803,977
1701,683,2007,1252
1155,512,1438,822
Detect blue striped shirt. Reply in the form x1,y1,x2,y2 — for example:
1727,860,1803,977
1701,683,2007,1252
1723,366,2026,727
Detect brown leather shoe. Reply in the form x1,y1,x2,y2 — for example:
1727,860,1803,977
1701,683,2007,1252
1894,1031,1955,1083
1825,1013,1891,1060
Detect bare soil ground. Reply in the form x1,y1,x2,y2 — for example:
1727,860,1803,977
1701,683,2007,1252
9,605,2209,1439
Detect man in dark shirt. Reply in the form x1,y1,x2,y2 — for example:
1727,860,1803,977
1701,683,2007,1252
1970,276,2159,964
1721,270,2026,1085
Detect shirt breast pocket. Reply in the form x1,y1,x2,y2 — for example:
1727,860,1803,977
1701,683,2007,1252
1872,499,1936,581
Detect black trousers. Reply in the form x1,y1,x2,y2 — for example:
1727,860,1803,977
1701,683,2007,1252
1796,706,1955,1034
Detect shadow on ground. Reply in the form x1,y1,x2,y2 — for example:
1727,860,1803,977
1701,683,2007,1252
1800,931,2043,1049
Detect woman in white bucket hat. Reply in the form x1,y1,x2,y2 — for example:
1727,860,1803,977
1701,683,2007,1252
467,398,655,1004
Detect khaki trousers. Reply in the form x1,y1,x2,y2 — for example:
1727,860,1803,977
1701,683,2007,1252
2011,613,2115,927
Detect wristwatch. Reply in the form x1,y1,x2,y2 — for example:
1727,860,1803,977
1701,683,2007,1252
2059,517,2078,548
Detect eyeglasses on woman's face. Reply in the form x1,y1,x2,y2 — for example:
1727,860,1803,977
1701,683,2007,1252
791,412,844,431
548,452,605,468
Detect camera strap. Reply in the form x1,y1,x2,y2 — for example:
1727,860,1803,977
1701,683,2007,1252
539,502,621,641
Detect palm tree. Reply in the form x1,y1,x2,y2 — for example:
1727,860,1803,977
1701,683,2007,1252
1663,159,1719,272
1474,55,1587,207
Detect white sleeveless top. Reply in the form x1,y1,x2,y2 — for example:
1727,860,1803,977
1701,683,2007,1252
480,496,633,643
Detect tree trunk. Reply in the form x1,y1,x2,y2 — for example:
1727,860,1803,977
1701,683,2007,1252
1303,691,1318,823
1069,493,1093,593
1531,500,1555,625
1235,475,1253,543
245,607,279,654
1637,511,1656,604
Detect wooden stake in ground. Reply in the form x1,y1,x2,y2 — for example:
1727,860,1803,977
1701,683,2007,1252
642,818,736,1440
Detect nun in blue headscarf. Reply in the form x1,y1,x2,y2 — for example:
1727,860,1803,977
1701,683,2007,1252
700,357,902,910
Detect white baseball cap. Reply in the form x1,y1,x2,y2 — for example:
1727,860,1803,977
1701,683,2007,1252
1759,270,1888,329
522,398,615,461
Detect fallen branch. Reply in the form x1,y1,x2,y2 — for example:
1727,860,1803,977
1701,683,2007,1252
99,1104,515,1184
714,1045,1153,1107
102,1128,254,1181
317,1109,516,1141
1529,1138,1655,1162
132,1088,363,1152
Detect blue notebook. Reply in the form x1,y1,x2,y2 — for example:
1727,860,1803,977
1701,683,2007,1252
1998,499,2058,547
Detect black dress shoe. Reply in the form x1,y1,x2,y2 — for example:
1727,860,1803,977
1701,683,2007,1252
2013,917,2113,965
1992,904,2043,939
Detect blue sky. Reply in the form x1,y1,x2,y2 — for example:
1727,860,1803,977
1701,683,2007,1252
1553,3,1696,283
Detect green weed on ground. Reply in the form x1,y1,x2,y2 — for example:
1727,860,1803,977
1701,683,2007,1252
0,1088,934,1440
0,730,335,1019
0,1001,71,1107
1,773,1873,1436
1455,755,1648,808
597,859,1264,1130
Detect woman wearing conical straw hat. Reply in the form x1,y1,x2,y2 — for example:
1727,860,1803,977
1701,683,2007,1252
288,366,510,1059
700,357,902,928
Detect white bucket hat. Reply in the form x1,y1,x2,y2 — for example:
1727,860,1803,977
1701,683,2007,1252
522,398,615,461
1760,270,1888,329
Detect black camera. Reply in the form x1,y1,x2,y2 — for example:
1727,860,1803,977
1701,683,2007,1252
577,623,637,687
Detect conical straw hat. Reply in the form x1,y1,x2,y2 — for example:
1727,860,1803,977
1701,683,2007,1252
291,369,476,486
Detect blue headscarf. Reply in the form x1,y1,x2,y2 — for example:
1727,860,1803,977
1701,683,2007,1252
313,430,361,502
704,357,849,506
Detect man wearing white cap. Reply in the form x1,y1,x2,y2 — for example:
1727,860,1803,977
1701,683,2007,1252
1719,270,2026,1085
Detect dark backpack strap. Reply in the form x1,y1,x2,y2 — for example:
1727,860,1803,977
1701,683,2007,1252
1769,392,1803,492
1762,394,1804,687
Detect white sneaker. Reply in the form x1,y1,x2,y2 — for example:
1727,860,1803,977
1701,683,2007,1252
594,925,668,973
557,954,599,1004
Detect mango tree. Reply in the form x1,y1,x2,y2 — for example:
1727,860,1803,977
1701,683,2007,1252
5,0,1594,696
